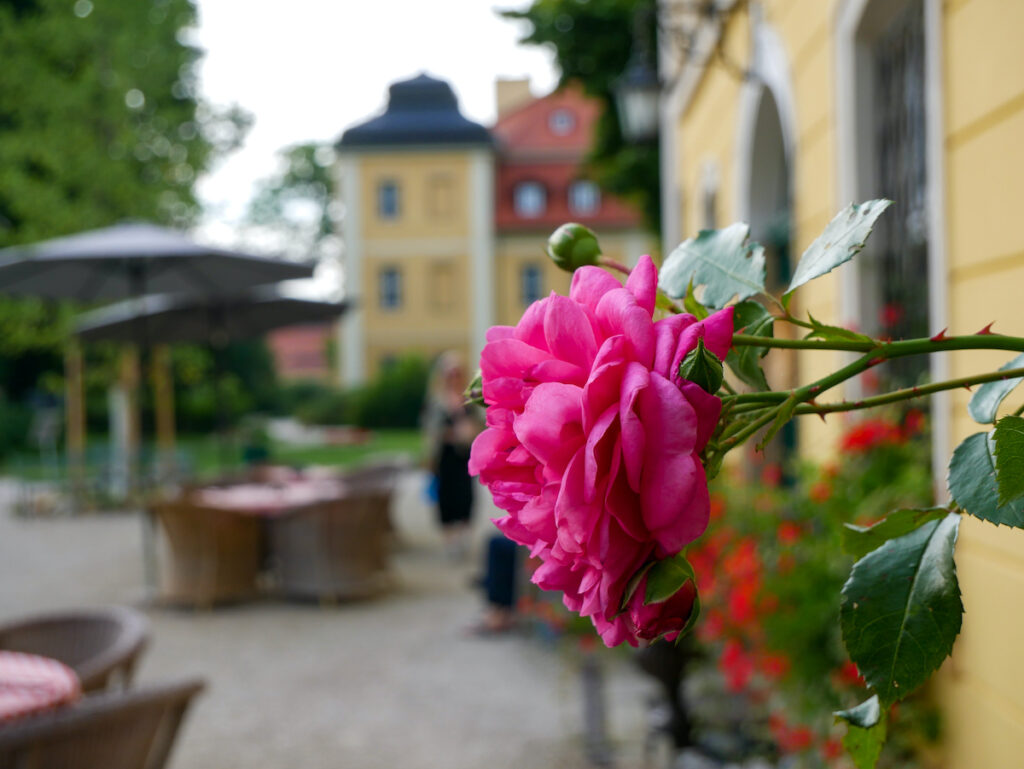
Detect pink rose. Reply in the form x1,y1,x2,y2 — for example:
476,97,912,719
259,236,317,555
469,256,733,646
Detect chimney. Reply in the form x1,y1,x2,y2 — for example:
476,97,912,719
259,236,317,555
496,78,532,119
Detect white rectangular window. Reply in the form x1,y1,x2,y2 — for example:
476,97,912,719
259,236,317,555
379,266,402,310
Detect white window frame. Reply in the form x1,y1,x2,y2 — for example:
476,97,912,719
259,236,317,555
837,0,949,489
379,266,402,311
513,181,547,218
568,180,601,216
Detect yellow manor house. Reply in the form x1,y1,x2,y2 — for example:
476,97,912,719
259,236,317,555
657,0,1024,765
333,74,653,385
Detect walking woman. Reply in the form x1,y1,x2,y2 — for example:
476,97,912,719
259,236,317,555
423,351,480,558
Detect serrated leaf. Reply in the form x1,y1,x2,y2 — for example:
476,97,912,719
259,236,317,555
677,583,702,639
994,415,1024,505
968,352,1024,424
840,513,962,705
842,508,949,561
835,695,881,729
804,311,875,344
619,561,655,615
948,432,1024,527
786,200,891,296
645,552,696,604
726,300,773,389
756,392,798,450
659,224,766,309
836,697,887,769
682,278,709,319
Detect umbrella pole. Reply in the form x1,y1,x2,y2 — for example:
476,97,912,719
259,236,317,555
64,342,86,511
151,344,176,485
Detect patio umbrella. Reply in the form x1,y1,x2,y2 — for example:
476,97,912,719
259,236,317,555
74,287,348,596
0,221,316,532
74,288,348,345
0,221,314,301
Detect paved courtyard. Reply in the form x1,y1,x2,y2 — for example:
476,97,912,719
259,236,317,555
0,472,654,769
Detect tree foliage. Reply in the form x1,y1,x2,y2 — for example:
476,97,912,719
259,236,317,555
245,142,339,262
501,0,661,235
0,0,250,428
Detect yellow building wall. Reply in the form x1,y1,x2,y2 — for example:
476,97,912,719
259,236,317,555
356,151,476,377
675,2,843,458
935,1,1024,766
494,230,655,328
674,1,1024,765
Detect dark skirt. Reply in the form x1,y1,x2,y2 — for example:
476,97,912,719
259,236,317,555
437,443,473,526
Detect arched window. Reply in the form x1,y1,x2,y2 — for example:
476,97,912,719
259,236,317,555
568,180,600,215
514,182,546,218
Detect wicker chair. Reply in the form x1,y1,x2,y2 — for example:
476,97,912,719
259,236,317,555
0,678,204,769
150,500,264,607
267,486,394,600
0,607,149,693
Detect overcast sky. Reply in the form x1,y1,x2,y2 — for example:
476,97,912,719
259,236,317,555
193,0,558,246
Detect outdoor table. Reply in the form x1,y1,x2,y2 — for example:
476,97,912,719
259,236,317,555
0,651,81,724
193,478,348,516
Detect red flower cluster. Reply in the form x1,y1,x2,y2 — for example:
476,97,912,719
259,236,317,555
686,491,865,762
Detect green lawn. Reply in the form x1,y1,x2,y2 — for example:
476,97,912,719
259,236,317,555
2,429,425,482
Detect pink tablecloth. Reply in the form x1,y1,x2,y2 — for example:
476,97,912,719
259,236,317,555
0,651,81,723
193,479,348,516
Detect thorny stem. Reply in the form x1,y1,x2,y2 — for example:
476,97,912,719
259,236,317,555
787,366,1024,416
718,333,1024,452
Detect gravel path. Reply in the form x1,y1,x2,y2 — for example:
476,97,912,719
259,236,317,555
0,473,654,769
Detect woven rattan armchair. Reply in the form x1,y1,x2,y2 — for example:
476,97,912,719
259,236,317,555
267,485,394,600
150,500,264,607
0,607,149,692
0,678,204,769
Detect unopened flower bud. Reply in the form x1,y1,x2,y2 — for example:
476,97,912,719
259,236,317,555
678,337,724,394
464,369,484,406
547,223,602,273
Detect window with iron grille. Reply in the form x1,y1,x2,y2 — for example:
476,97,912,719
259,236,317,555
869,0,929,388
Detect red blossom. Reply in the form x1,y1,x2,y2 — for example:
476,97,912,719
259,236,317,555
777,521,802,545
758,652,790,680
720,639,755,692
760,463,783,487
809,481,832,503
840,418,904,453
836,661,865,687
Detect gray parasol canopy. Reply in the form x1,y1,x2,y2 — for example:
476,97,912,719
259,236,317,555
75,288,349,345
0,221,314,302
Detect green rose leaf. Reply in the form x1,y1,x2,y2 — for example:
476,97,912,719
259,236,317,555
840,513,962,705
842,507,949,561
681,278,710,319
645,552,696,605
546,222,601,273
948,432,1024,527
726,300,773,390
659,223,766,309
803,311,875,345
967,352,1024,424
678,338,724,394
785,200,891,296
836,696,888,769
994,415,1024,506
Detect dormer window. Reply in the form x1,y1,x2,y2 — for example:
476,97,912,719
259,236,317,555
514,181,546,218
569,180,600,215
548,109,575,136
